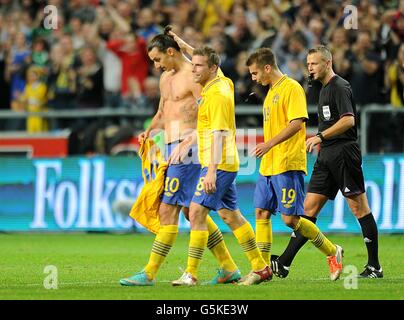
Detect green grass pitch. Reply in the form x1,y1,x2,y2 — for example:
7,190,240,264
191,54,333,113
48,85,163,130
0,233,403,300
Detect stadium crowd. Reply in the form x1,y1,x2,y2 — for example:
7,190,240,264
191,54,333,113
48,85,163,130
0,0,403,152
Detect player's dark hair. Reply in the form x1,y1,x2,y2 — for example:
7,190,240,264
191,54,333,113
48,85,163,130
246,48,278,69
193,46,221,67
147,25,180,53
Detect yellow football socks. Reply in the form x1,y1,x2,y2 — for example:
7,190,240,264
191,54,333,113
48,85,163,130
144,224,178,279
186,230,209,278
206,215,238,272
256,218,272,264
295,217,336,256
233,222,267,271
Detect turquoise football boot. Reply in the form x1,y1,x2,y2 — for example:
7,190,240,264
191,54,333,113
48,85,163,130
120,271,155,286
204,268,241,285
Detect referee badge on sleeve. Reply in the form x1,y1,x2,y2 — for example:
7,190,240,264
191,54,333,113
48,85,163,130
322,105,331,120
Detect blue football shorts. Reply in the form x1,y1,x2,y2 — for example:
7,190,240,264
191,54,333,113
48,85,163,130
161,140,201,208
191,167,238,211
253,170,305,215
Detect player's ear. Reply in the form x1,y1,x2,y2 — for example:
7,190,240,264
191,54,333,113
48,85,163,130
167,47,174,56
264,64,271,73
210,64,219,74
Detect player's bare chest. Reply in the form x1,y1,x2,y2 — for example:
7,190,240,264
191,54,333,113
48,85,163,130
161,73,191,101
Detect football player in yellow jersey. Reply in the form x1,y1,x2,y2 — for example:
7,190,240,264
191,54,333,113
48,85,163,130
172,46,272,286
120,27,242,287
246,48,344,281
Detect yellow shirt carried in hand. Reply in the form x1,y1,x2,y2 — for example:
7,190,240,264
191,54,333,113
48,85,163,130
197,70,239,172
260,75,308,176
129,139,167,234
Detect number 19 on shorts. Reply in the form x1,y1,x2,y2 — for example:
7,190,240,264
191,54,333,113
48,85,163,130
281,188,296,209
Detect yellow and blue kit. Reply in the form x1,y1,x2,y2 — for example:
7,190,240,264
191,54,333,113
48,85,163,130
254,75,308,215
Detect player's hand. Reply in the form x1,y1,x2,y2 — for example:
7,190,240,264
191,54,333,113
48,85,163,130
251,142,271,158
167,141,191,165
203,170,217,194
138,130,149,144
168,30,189,53
306,136,321,153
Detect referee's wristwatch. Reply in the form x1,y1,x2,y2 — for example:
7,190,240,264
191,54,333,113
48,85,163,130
316,132,325,142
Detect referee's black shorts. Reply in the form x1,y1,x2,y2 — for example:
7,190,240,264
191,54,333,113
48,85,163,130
307,141,365,200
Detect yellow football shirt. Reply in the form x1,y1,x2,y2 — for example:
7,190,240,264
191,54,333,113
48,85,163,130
129,139,167,234
260,75,308,176
22,82,48,133
197,72,239,172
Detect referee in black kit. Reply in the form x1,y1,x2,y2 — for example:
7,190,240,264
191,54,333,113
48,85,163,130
271,45,383,279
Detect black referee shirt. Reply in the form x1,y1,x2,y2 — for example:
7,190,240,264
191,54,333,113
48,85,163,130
317,75,358,147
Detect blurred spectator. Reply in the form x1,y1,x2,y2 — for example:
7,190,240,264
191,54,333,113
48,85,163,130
0,0,19,16
182,26,205,51
321,2,343,42
294,1,315,27
6,31,31,115
249,9,276,49
46,36,79,129
20,0,41,21
272,19,294,68
328,27,354,81
224,4,254,55
31,37,49,68
196,0,233,36
136,7,162,42
209,34,233,77
18,65,48,133
84,21,122,108
124,75,160,128
166,0,196,30
69,16,86,50
76,46,104,109
232,50,261,127
357,0,381,42
69,0,96,24
115,1,137,31
106,32,149,99
386,42,404,108
303,16,326,48
97,15,115,41
16,10,35,42
232,51,254,104
381,0,404,61
279,31,308,85
137,76,160,111
0,38,11,114
47,35,79,109
350,31,385,105
207,23,238,70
